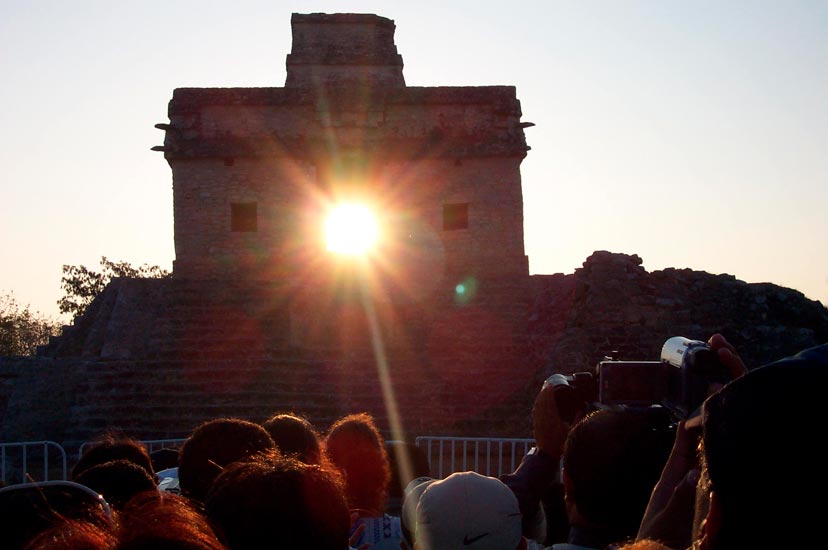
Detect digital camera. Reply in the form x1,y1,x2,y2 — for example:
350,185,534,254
546,336,731,420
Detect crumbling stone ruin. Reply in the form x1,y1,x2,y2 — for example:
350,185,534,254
529,251,828,377
0,14,826,445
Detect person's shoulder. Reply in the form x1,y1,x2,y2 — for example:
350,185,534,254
789,343,828,365
763,343,828,370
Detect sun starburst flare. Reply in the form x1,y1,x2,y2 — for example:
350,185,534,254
325,203,379,256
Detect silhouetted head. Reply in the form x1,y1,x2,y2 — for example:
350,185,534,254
178,418,275,503
118,491,227,550
24,518,115,550
72,432,154,480
563,410,672,544
701,345,828,550
73,459,158,510
325,413,390,515
262,413,322,464
415,471,522,550
206,450,349,550
28,491,228,550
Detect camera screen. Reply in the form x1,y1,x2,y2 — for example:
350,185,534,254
598,361,665,406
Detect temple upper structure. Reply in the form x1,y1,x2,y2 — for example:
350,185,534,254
285,13,406,89
161,13,531,292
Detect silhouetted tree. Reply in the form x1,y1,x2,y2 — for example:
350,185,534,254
58,256,170,319
0,292,60,355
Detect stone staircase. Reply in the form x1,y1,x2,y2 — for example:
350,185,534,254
9,274,536,444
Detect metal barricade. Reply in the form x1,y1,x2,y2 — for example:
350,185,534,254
77,438,187,459
414,436,534,479
0,441,67,484
2,436,531,483
139,438,187,454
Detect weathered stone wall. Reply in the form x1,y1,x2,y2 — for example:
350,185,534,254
530,251,828,376
3,251,826,444
286,13,405,89
170,155,528,283
166,89,529,282
171,157,317,279
21,270,533,443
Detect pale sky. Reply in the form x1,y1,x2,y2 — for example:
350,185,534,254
1,0,826,321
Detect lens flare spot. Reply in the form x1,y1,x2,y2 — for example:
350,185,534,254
454,277,477,304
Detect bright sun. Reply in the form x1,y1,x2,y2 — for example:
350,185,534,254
325,203,379,255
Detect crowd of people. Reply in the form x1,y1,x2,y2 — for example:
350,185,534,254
0,333,825,550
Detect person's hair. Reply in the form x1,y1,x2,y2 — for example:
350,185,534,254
563,410,672,543
178,418,275,503
72,432,154,480
27,492,226,550
261,413,322,464
617,540,673,550
24,519,115,550
702,355,828,550
324,412,391,515
118,491,227,550
205,450,350,550
73,459,158,510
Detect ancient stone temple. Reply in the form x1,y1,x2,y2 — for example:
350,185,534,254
0,13,537,443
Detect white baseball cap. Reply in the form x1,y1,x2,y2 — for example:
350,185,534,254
402,476,437,548
415,471,522,550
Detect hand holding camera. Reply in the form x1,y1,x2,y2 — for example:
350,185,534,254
546,335,740,422
707,333,747,382
531,384,568,457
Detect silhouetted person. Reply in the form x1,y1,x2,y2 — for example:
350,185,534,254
415,471,523,550
178,418,275,503
118,491,227,550
25,518,115,550
637,338,828,550
262,412,322,464
501,380,574,545
72,432,154,480
559,410,672,549
27,491,227,550
325,413,391,516
696,345,828,550
206,450,350,550
73,459,158,509
325,413,402,549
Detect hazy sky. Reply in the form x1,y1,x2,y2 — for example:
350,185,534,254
1,0,826,320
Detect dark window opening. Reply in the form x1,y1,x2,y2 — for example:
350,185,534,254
231,202,257,232
443,203,469,231
223,157,235,167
